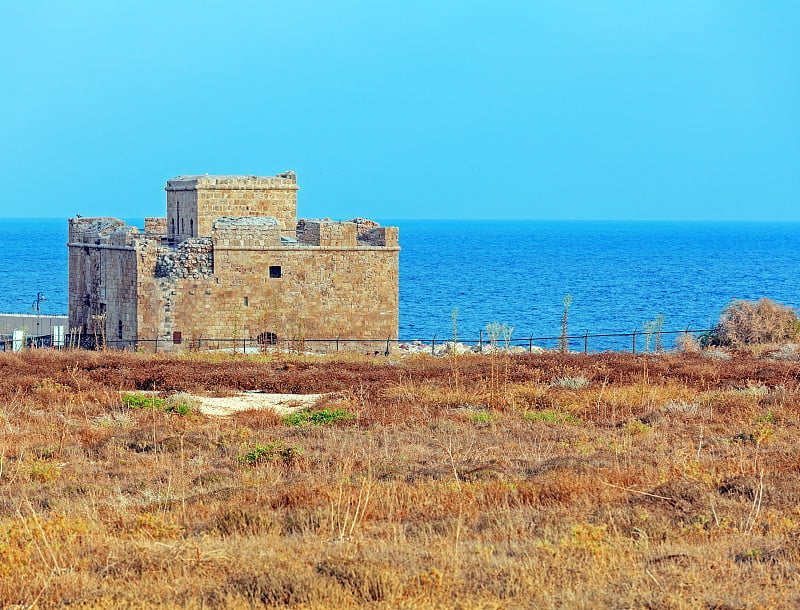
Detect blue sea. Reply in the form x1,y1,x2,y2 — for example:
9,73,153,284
2,218,799,351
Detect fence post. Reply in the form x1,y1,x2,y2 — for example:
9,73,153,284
243,338,247,353
431,335,436,355
154,337,158,354
584,331,588,353
479,330,483,352
336,336,340,352
529,335,533,353
632,329,636,354
385,337,390,356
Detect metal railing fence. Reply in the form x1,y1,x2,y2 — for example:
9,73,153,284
0,327,715,355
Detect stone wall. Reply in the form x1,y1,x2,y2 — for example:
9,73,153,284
144,217,167,234
68,217,140,345
137,243,399,350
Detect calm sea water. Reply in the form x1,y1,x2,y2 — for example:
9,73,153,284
2,218,799,350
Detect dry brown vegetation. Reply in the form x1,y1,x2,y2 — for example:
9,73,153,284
2,348,800,608
713,298,800,347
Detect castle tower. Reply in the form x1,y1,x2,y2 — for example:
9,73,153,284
165,171,299,241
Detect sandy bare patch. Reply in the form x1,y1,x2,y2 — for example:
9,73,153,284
171,391,330,417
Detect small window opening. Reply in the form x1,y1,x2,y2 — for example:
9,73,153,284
190,218,193,236
173,331,182,345
170,218,175,233
257,331,278,346
181,218,185,233
269,265,282,278
118,320,123,340
244,296,249,307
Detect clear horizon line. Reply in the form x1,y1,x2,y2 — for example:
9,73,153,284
4,216,800,223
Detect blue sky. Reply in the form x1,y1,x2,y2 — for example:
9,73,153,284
1,1,798,220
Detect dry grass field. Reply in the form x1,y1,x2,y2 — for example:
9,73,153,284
1,347,800,608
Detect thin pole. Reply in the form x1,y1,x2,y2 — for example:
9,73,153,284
584,332,588,353
632,329,637,354
431,335,436,355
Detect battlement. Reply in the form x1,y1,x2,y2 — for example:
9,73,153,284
166,171,298,192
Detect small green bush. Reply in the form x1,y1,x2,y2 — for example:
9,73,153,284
468,411,496,424
239,441,304,465
525,409,581,424
123,393,191,416
283,408,354,426
164,402,192,416
122,393,165,410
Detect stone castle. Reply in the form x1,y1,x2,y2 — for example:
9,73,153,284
68,172,399,351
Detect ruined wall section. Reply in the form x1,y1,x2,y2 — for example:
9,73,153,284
154,239,214,279
137,238,214,344
68,217,140,345
357,226,399,247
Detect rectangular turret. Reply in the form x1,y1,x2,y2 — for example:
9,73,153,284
165,172,298,241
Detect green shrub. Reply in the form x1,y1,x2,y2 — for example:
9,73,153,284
164,402,192,416
122,393,165,410
283,408,354,427
468,411,496,424
123,393,191,416
525,409,581,424
239,441,304,465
